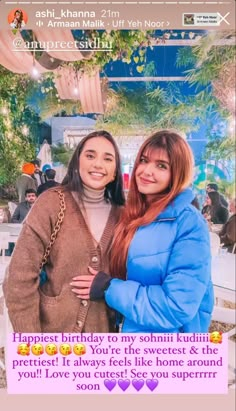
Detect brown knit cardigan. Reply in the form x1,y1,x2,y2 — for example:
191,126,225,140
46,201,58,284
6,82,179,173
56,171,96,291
3,189,121,333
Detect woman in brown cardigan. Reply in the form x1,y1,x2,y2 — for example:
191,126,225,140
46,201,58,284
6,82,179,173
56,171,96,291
3,131,125,333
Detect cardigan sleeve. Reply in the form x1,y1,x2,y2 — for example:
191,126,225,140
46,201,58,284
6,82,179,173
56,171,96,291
105,210,211,330
3,190,60,332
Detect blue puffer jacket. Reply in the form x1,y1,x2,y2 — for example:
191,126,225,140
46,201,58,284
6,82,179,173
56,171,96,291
105,188,214,333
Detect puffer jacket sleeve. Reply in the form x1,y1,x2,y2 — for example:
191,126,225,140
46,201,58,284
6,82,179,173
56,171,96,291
105,210,211,330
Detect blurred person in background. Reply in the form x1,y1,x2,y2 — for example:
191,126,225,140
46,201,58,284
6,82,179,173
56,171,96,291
31,159,45,187
15,163,37,202
37,169,59,196
219,198,236,253
206,183,228,208
203,191,229,225
11,189,37,223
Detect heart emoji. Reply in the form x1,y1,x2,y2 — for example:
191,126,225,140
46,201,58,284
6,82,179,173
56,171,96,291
118,379,130,391
132,379,145,391
146,379,159,391
104,379,116,392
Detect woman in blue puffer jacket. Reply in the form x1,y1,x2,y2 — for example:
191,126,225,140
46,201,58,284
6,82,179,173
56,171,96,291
71,130,214,333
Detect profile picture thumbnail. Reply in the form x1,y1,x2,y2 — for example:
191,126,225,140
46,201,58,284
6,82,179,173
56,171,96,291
8,8,28,29
183,14,195,25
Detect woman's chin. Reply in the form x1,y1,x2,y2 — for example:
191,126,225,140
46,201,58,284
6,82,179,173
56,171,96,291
85,180,106,190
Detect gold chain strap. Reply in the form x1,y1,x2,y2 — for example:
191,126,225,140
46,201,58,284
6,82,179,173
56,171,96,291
39,190,66,270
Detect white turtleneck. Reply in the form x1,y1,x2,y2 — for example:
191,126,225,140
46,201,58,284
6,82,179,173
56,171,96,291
72,185,111,244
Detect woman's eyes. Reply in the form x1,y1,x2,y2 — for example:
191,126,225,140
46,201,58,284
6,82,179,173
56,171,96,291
158,163,167,170
140,158,167,169
86,154,113,162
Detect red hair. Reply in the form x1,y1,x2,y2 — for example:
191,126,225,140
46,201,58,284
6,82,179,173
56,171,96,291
110,130,194,279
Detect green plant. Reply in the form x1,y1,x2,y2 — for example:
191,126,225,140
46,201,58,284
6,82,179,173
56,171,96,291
96,82,221,135
205,136,235,162
0,67,38,187
72,30,154,73
28,73,83,120
0,134,35,186
176,31,236,87
51,143,74,166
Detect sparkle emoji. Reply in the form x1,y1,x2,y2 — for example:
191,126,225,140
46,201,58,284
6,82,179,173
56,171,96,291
31,343,44,356
45,343,58,356
210,331,223,344
73,343,86,356
17,343,30,356
59,343,72,356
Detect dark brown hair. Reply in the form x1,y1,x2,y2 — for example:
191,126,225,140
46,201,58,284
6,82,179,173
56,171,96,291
61,130,125,206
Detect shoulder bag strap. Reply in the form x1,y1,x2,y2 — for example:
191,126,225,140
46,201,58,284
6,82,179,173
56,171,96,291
39,189,66,271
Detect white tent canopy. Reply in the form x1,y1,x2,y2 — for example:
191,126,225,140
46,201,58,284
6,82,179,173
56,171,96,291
37,140,52,169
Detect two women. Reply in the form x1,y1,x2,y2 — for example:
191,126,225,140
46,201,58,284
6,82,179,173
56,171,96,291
4,129,214,333
3,131,125,332
72,130,214,333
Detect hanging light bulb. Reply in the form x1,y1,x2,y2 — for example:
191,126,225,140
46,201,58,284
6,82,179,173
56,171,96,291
231,92,236,106
22,125,29,136
1,106,8,115
73,87,79,96
31,33,40,79
181,32,185,39
31,64,40,78
228,117,235,136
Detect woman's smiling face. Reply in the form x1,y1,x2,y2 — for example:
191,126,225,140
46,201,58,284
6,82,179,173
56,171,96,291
79,136,116,190
135,148,171,202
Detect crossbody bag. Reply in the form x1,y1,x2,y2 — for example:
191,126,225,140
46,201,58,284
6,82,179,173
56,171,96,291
39,189,66,284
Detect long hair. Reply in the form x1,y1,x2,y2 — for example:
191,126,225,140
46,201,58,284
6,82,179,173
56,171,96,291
61,130,125,206
208,191,221,207
13,10,24,27
207,191,222,221
110,130,194,279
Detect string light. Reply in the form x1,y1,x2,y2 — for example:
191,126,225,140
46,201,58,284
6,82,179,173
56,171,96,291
22,125,29,136
31,32,40,79
0,106,8,115
228,117,235,136
31,64,40,78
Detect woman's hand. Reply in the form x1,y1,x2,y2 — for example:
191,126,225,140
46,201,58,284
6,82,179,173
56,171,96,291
70,266,98,300
70,267,112,301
